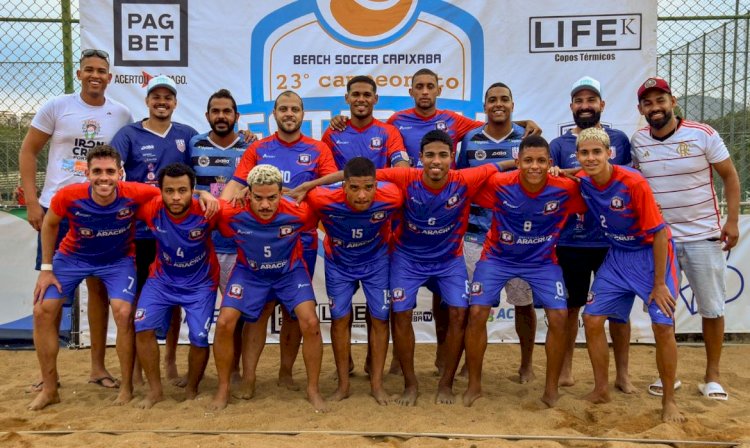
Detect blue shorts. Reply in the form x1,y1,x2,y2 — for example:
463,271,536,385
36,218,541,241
390,253,469,313
222,264,315,322
134,279,216,347
583,245,678,325
325,258,390,321
301,231,318,277
44,254,137,304
35,206,69,271
469,260,567,310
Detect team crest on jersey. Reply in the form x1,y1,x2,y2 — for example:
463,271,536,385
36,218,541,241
79,227,94,238
134,308,146,322
500,231,514,244
198,155,210,167
370,211,386,223
297,154,312,165
392,288,405,302
279,225,294,237
332,237,344,246
543,201,560,215
248,260,259,270
369,137,383,150
146,172,156,181
162,251,172,264
228,284,244,299
609,146,617,159
470,282,483,296
677,142,690,157
610,196,625,211
435,121,448,131
446,194,460,209
117,207,134,220
189,228,205,240
407,221,419,233
512,146,519,159
81,119,100,139
176,139,186,152
474,149,486,161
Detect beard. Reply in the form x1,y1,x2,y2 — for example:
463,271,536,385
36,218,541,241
573,109,601,129
645,109,673,130
210,119,235,137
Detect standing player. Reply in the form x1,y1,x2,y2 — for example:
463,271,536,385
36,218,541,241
322,76,410,169
549,76,634,392
457,82,536,383
221,91,337,391
30,146,160,410
134,163,220,409
463,135,585,408
305,157,403,404
110,74,198,384
190,89,249,382
631,77,740,400
576,127,684,422
209,165,325,412
19,49,131,391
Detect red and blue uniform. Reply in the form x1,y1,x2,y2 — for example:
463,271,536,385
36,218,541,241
376,165,497,312
387,109,481,167
469,172,586,309
44,181,159,303
322,119,408,169
217,198,318,322
132,198,220,347
578,165,678,325
232,133,337,276
306,182,403,321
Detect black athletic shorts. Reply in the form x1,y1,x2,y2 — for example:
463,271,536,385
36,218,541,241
555,246,609,308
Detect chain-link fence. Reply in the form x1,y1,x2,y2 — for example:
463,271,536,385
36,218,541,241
1,1,749,205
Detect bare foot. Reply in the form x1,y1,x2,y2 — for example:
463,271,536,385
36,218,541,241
584,389,611,404
661,401,686,423
370,387,389,405
615,378,638,394
541,390,559,408
307,389,328,413
136,392,164,409
558,373,575,387
328,385,351,402
207,390,229,411
348,356,355,376
387,359,403,376
462,386,482,407
435,385,455,405
170,376,188,388
185,387,199,400
165,362,179,382
232,379,255,400
113,389,133,406
277,375,300,391
28,390,61,410
396,385,418,406
518,366,536,384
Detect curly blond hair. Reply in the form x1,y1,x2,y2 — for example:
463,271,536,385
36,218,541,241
576,127,610,149
247,164,283,189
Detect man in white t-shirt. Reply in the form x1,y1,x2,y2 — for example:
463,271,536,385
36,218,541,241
18,49,133,391
631,77,740,401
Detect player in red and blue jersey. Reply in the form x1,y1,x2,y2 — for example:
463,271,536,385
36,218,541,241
306,157,403,405
133,163,220,409
549,76,635,391
209,165,326,413
221,91,337,391
31,146,160,410
463,135,586,409
574,127,683,423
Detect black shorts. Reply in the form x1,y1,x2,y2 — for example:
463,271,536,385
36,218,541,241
135,239,158,294
556,246,609,308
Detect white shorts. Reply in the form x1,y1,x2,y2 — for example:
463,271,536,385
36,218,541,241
464,239,532,307
675,239,727,318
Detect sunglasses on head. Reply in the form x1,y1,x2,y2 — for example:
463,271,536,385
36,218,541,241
80,49,109,61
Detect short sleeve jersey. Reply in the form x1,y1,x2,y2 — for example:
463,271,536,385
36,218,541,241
321,119,408,169
577,165,668,250
31,94,132,207
376,164,498,263
137,197,220,290
550,127,633,247
50,181,159,264
217,198,318,278
387,109,482,167
473,171,586,265
232,133,337,189
457,123,525,243
630,119,729,242
306,182,404,266
190,132,249,254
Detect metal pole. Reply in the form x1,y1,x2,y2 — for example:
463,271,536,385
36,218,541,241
61,0,74,94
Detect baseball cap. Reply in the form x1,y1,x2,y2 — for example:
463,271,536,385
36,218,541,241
637,77,671,100
570,76,601,98
146,75,177,95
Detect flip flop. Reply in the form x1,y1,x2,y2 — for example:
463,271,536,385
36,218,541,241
647,378,682,397
88,376,121,389
698,382,729,401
